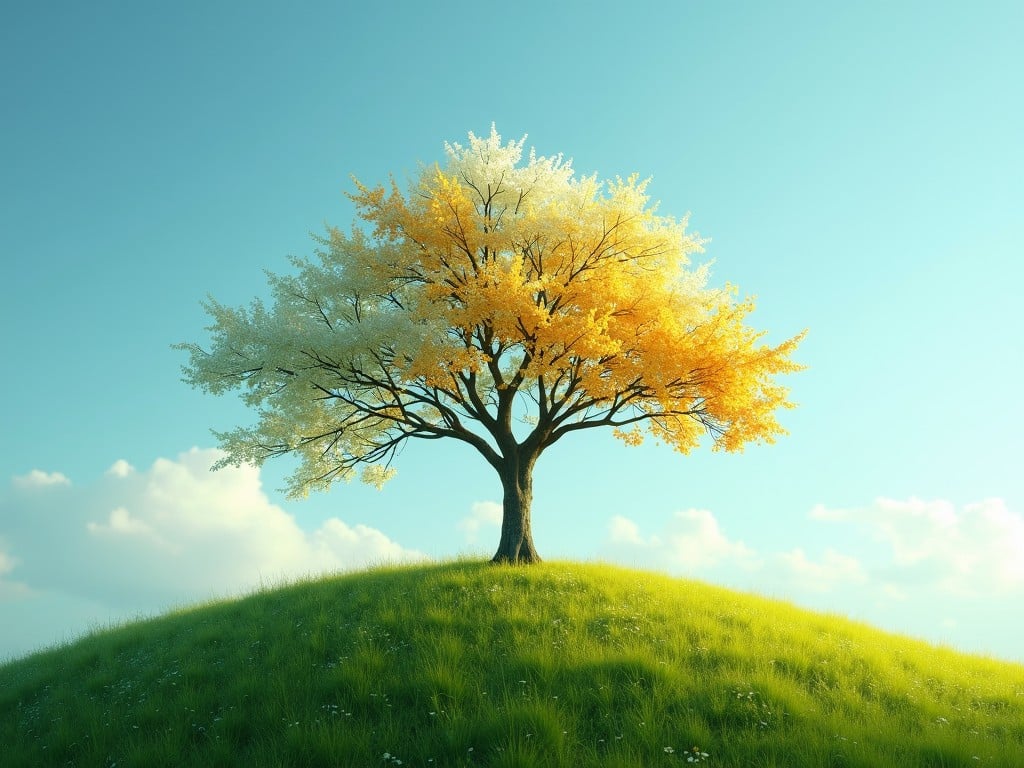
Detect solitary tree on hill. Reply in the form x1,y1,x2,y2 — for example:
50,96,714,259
177,128,804,563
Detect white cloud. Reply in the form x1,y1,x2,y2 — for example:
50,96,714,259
12,469,70,489
0,448,427,657
605,509,871,596
773,548,867,592
608,514,644,545
315,518,425,564
82,448,426,593
106,459,135,478
457,501,503,543
0,543,32,603
666,509,758,570
87,507,176,552
608,498,1024,602
606,508,760,573
810,497,1024,595
603,498,1024,663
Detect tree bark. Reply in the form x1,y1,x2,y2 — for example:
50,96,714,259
490,452,541,564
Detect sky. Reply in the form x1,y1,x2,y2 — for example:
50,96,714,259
2,1,1022,664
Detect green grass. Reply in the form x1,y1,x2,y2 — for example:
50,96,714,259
2,560,1022,767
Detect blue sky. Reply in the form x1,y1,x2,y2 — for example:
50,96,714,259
2,1,1022,663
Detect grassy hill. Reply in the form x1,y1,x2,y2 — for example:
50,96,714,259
2,561,1022,767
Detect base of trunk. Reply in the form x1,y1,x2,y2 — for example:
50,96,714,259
490,549,542,565
490,531,542,564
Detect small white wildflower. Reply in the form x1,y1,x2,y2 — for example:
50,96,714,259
664,746,674,753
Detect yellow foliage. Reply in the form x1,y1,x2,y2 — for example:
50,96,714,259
341,131,804,455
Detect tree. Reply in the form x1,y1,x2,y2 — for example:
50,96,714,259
176,127,804,564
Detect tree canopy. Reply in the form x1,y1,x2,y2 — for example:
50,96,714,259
177,127,804,562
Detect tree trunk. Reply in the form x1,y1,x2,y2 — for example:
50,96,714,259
490,453,541,564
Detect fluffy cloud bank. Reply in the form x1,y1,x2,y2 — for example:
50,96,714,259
1,449,425,657
606,507,868,595
604,498,1023,661
810,497,1024,596
609,509,760,572
606,497,1024,599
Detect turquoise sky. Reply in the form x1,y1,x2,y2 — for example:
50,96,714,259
2,1,1022,663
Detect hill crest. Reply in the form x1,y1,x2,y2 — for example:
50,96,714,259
2,560,1022,767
